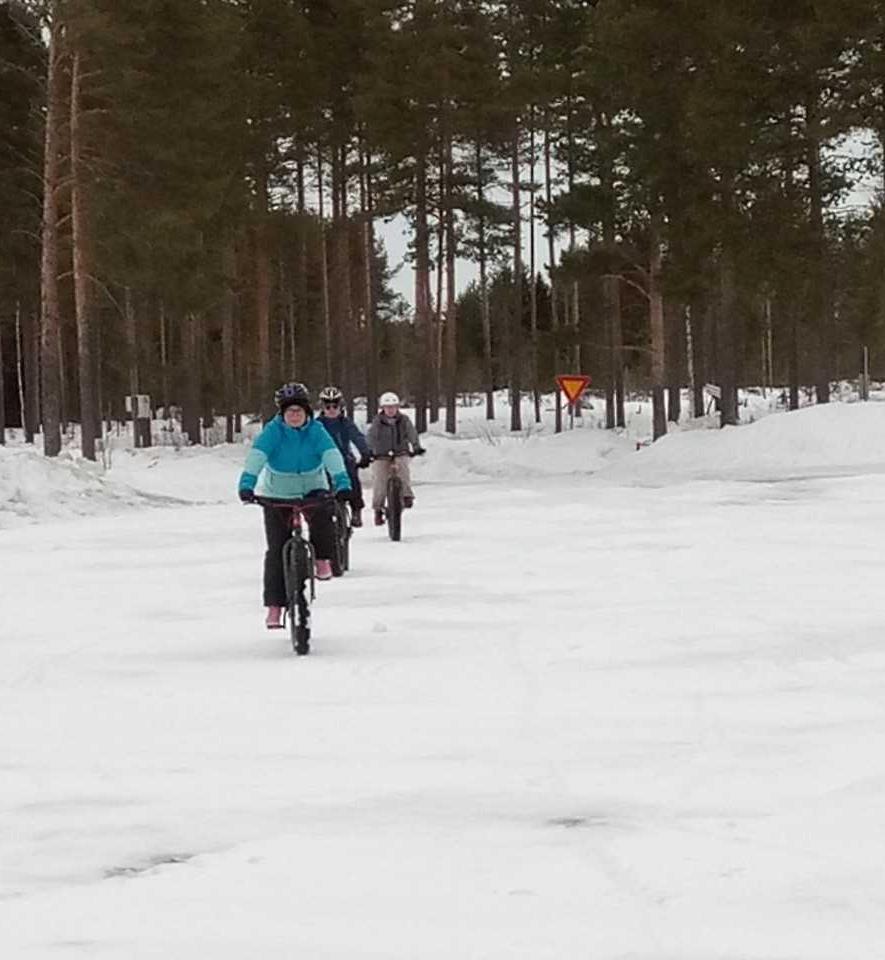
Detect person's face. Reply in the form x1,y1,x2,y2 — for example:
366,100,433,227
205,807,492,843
284,405,307,428
382,404,399,418
323,401,342,419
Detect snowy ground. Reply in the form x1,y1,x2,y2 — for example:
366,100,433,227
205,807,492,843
2,403,885,957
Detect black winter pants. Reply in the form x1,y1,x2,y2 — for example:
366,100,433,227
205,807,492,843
262,495,336,607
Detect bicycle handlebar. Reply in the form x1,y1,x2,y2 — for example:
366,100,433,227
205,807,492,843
370,450,424,461
253,492,332,510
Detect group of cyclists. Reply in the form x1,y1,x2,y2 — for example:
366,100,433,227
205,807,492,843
238,382,425,629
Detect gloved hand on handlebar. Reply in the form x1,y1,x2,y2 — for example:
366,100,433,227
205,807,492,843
412,447,426,457
335,488,352,503
239,488,256,504
358,455,372,469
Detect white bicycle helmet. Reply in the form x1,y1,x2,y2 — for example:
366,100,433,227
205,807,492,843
379,391,400,407
319,385,344,405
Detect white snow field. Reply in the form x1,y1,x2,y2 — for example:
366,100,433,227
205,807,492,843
2,403,885,958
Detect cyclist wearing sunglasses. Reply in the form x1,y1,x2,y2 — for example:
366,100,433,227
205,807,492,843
316,386,372,527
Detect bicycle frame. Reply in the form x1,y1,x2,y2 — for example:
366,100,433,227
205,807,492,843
254,494,330,653
375,453,410,542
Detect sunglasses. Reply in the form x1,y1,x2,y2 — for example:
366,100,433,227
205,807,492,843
323,402,341,409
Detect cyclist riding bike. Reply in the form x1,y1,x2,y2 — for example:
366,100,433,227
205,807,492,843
238,382,352,628
316,385,372,527
367,391,425,526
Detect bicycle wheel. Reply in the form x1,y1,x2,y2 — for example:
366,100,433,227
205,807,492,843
386,474,403,542
283,537,313,655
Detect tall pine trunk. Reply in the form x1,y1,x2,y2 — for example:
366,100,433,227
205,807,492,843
222,243,236,443
528,110,540,423
254,218,272,413
807,98,830,404
666,299,683,423
718,246,740,426
70,49,97,460
414,151,432,434
40,8,64,457
444,128,457,435
0,318,5,442
649,212,667,440
476,141,494,421
181,312,202,444
544,122,562,433
317,147,333,384
510,128,523,433
361,146,378,419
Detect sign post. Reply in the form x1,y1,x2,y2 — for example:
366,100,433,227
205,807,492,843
555,374,591,429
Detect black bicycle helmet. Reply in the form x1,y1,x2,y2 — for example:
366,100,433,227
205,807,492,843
318,385,344,405
274,381,311,412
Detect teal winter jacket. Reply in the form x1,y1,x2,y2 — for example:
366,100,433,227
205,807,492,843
238,415,352,500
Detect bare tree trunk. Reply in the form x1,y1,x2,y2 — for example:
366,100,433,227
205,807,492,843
431,147,444,424
544,121,561,433
444,128,457,435
15,304,27,439
666,299,682,423
414,150,432,434
181,312,202,445
687,297,705,417
0,318,5,443
40,8,64,457
23,308,39,442
254,219,272,412
649,212,667,440
788,300,800,410
510,128,523,432
124,286,138,401
317,147,333,383
529,110,540,423
476,141,494,421
70,49,97,460
158,300,169,412
222,243,236,442
361,145,378,419
331,141,353,402
807,98,830,404
718,247,739,426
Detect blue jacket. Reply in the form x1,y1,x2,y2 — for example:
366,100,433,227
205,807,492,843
317,414,371,467
238,415,352,499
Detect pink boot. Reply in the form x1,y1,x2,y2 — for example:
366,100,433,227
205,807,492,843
265,605,284,629
315,558,333,581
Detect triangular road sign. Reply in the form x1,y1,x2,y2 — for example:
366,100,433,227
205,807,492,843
555,374,591,406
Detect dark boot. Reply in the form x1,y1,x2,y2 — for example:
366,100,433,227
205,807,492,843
374,509,385,526
351,509,363,528
403,496,414,509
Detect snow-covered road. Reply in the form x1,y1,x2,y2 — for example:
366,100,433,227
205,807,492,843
2,419,885,957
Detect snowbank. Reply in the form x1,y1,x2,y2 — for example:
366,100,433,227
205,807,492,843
417,424,634,484
104,442,246,502
0,447,154,528
599,401,885,485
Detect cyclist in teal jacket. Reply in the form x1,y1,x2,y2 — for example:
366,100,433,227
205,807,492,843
238,382,352,628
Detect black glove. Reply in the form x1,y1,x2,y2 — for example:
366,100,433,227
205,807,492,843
239,488,256,504
335,488,352,503
412,448,426,457
358,455,372,469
